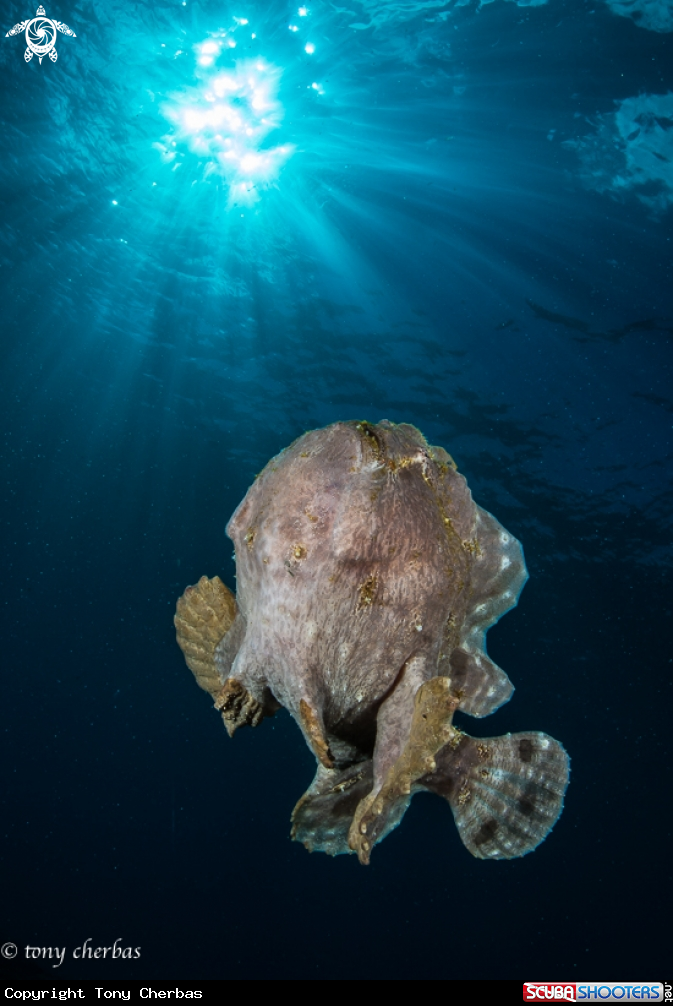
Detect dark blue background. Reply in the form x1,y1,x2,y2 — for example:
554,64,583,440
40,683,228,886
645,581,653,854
1,0,671,980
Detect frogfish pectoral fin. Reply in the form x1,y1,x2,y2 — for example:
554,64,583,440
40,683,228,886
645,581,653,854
347,676,458,864
347,676,569,864
175,575,275,736
174,574,238,699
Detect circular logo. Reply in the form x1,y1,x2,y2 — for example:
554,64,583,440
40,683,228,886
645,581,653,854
25,16,56,57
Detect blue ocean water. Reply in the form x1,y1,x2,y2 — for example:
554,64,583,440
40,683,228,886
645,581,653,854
1,0,671,981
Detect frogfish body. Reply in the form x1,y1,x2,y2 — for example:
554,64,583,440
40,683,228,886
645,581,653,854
175,420,569,862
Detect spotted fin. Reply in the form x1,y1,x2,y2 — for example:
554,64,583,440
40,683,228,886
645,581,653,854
421,731,569,859
346,677,568,864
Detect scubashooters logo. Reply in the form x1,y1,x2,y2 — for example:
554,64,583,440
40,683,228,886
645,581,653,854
5,5,76,64
523,985,665,1003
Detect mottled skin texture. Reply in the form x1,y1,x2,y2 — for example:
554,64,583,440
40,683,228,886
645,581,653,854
175,421,569,862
